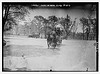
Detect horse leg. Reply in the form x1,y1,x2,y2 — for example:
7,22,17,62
47,41,50,49
47,42,49,49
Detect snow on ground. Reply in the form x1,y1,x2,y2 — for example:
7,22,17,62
3,36,96,71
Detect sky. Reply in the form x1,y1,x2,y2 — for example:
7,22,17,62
20,4,96,33
26,8,89,21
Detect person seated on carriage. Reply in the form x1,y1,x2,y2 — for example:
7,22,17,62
47,29,57,41
54,24,64,43
46,25,56,41
55,24,63,36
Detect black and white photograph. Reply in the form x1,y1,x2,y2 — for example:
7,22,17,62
2,2,98,72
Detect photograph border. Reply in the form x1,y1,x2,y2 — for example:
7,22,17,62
2,2,99,72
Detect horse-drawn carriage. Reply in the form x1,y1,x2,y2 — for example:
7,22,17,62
46,24,64,49
47,32,62,49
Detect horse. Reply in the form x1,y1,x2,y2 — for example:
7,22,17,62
47,31,57,49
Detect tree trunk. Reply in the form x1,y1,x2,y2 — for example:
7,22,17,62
3,5,10,32
87,33,89,40
83,24,84,40
44,30,46,39
44,24,46,39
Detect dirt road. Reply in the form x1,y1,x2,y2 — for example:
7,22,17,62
3,36,96,71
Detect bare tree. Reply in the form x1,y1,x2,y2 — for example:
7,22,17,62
59,15,72,39
3,3,29,32
80,4,97,40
